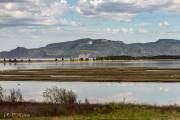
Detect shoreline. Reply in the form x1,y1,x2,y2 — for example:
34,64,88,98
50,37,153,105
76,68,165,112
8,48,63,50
1,67,180,82
1,58,180,63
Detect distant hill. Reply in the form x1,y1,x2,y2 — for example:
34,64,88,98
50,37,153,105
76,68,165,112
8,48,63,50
1,38,180,58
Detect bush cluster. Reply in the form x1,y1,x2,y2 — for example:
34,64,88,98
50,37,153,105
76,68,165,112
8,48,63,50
0,85,77,104
0,85,23,102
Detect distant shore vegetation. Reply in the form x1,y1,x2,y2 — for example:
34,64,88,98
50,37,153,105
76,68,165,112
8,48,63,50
1,55,180,63
96,55,180,60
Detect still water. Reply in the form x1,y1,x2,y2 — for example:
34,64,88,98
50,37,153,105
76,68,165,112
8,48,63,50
0,81,180,106
1,60,180,70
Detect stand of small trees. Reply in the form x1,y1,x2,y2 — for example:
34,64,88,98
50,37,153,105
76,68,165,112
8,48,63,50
43,86,77,104
0,85,23,102
79,58,90,61
1,85,77,104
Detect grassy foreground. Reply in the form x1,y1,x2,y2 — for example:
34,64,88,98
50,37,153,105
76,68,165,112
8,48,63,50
1,67,180,82
1,103,180,120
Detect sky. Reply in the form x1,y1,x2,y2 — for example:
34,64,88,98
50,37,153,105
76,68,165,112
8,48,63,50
0,0,180,51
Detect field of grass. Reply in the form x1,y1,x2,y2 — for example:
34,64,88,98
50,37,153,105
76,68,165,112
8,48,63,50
1,67,180,82
2,103,180,120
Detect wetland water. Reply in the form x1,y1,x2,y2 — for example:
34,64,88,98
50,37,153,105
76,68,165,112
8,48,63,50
1,60,180,106
0,81,180,106
1,60,180,70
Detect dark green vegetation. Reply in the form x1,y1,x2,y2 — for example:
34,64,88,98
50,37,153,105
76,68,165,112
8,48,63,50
96,55,180,60
43,87,77,104
1,55,180,64
1,67,180,82
1,38,180,58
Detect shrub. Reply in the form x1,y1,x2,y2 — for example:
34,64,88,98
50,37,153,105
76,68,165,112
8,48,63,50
85,98,89,104
6,88,23,102
79,58,84,61
43,86,77,104
85,58,89,61
0,85,4,102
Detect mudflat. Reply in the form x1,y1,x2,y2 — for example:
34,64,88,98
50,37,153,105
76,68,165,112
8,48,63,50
0,67,180,82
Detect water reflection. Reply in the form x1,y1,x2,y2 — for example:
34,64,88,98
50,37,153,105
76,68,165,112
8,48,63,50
1,60,180,70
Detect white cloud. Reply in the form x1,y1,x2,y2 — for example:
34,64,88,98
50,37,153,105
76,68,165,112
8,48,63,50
40,0,67,17
121,28,134,34
34,18,81,26
76,0,180,21
69,27,147,36
76,0,136,21
159,21,170,27
167,0,180,12
96,27,135,34
138,28,148,33
106,28,119,34
5,3,15,10
0,0,81,27
136,22,152,27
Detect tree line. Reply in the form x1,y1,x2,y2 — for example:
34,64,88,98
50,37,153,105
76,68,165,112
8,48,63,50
96,55,180,60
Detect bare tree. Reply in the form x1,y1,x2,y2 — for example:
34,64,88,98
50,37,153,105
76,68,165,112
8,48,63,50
43,86,77,104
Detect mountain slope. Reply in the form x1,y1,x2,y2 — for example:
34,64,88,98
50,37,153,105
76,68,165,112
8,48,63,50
0,38,180,58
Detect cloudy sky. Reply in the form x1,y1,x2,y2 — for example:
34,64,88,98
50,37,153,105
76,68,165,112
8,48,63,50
0,0,180,51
